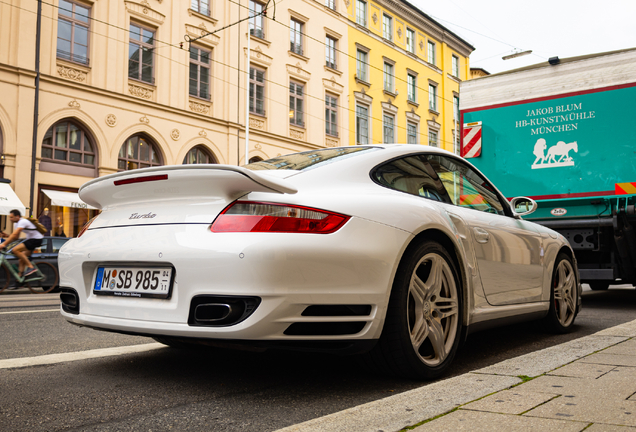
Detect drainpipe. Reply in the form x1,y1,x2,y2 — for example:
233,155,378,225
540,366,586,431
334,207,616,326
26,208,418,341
29,0,43,217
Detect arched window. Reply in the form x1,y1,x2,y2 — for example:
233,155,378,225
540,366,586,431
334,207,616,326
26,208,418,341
248,156,263,164
183,145,217,164
41,119,96,167
118,134,162,171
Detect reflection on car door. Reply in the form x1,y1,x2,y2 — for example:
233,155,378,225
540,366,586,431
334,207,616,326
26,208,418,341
429,155,544,306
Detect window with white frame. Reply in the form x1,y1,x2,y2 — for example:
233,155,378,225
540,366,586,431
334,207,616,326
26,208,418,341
250,66,265,115
289,81,304,127
356,49,368,82
191,0,210,16
356,104,369,144
57,0,90,65
452,55,459,77
325,94,338,137
325,0,336,10
325,35,337,70
290,18,303,55
383,62,394,93
429,84,437,111
249,1,265,39
383,114,395,143
429,130,438,147
406,28,415,54
356,0,367,26
189,46,211,100
382,14,392,41
407,122,418,144
427,40,436,65
128,23,155,84
407,73,416,103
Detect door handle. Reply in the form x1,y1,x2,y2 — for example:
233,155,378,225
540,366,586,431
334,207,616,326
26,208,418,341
473,227,490,244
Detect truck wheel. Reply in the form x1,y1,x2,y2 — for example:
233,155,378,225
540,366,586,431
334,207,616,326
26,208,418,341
543,253,578,333
366,240,462,379
589,282,610,291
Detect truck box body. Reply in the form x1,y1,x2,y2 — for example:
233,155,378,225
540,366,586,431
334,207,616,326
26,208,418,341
460,49,636,287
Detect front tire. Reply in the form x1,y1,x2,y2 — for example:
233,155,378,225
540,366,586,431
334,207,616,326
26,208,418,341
26,262,59,294
366,240,462,379
543,253,578,333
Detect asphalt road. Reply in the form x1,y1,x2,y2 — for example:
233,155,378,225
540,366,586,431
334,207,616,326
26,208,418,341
1,285,635,432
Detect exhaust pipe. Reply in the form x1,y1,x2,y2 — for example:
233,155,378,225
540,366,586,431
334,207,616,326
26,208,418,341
60,288,80,315
188,295,261,327
194,303,232,322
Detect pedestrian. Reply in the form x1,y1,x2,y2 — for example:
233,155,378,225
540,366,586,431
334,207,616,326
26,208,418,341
0,209,44,277
55,216,66,237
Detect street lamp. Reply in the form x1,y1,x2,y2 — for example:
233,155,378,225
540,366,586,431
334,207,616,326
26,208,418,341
502,50,532,60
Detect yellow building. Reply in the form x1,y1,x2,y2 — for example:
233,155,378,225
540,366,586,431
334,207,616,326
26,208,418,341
0,0,349,236
345,0,473,153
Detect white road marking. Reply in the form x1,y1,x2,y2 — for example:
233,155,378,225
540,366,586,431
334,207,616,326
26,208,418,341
0,308,59,315
0,343,165,370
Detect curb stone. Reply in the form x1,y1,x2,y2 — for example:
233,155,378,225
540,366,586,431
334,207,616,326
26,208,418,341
275,318,636,432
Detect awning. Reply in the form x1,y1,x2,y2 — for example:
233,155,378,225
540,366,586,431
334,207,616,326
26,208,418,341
0,183,26,216
42,189,98,210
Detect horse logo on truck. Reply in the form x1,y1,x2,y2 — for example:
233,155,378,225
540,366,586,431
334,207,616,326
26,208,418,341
531,138,578,169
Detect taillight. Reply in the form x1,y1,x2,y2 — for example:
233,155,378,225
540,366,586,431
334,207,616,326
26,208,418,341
78,216,98,237
210,202,350,234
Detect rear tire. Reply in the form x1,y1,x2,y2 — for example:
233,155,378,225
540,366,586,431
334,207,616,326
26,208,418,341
589,282,610,291
365,240,462,379
26,262,59,294
542,253,578,333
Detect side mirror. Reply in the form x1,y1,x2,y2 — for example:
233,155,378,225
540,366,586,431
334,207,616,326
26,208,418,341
510,196,538,217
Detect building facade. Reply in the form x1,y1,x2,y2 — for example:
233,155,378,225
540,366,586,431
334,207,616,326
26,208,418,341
345,0,473,153
0,0,349,236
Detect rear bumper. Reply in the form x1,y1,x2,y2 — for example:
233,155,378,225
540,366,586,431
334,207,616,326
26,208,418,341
58,219,410,343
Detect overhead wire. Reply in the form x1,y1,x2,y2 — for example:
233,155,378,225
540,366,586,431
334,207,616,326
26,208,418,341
9,0,472,147
226,0,465,145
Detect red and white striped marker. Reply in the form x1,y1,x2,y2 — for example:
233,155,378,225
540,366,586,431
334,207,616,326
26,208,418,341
462,122,482,158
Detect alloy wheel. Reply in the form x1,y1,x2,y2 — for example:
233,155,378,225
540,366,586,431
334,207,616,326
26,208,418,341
553,259,576,327
407,253,459,367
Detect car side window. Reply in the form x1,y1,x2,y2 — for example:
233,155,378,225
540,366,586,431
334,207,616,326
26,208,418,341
373,155,450,202
33,238,48,254
427,155,506,215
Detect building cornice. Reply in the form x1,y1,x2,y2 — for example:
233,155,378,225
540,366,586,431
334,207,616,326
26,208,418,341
37,73,237,130
372,0,474,57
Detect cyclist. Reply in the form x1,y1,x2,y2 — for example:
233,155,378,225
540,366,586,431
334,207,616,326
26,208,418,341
0,209,44,277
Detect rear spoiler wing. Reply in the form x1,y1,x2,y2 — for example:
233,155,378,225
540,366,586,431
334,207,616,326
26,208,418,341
79,165,297,210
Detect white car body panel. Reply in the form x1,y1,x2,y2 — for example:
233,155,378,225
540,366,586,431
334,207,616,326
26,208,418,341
59,145,578,349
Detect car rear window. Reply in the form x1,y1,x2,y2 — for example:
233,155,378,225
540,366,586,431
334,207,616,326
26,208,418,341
244,147,377,172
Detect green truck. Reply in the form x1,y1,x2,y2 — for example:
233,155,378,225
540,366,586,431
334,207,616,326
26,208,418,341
460,48,636,290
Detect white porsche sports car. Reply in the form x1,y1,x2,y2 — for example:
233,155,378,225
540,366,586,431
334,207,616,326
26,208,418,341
59,145,580,379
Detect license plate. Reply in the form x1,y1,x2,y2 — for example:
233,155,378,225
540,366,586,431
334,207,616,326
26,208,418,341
93,266,173,299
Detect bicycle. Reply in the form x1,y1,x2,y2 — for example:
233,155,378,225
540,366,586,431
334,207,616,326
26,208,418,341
0,240,59,294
